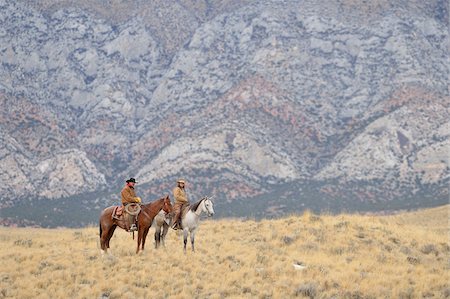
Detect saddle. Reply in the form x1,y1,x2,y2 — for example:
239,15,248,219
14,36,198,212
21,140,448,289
180,203,191,218
112,203,141,220
112,203,141,232
113,206,124,218
171,203,190,230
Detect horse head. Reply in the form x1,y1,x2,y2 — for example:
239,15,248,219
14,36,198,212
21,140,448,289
202,197,215,217
162,195,173,214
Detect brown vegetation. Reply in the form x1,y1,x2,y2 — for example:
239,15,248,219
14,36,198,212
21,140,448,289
0,205,448,298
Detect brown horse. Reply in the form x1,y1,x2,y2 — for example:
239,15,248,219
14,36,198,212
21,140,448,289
99,195,173,254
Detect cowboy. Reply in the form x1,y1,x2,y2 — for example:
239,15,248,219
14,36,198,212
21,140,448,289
171,179,189,230
121,177,141,232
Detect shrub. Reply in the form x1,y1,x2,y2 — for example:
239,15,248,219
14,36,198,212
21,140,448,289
282,236,294,245
295,283,317,298
420,244,438,255
13,239,33,247
407,256,420,265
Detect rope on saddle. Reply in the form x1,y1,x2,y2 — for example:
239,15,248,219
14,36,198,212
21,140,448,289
124,203,141,216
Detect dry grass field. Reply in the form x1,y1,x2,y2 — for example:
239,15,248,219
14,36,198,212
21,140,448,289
0,205,449,299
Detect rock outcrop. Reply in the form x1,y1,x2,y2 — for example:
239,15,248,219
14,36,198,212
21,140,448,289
0,0,448,225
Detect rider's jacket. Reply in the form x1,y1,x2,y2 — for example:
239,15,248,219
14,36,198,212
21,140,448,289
173,186,188,204
121,185,140,205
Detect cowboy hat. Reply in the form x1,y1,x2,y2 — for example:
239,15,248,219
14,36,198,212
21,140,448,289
126,177,137,183
177,179,185,184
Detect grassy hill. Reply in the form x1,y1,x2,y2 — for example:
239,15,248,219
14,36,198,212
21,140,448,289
0,205,448,298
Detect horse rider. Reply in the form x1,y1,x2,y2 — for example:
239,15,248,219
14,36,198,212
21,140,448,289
171,179,189,230
121,177,141,232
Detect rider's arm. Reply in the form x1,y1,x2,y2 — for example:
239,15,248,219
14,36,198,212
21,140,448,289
173,187,188,203
122,188,140,203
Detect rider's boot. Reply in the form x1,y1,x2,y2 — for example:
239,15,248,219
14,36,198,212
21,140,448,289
171,213,180,230
127,214,137,232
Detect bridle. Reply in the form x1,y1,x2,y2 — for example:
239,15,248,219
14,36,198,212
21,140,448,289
163,196,172,214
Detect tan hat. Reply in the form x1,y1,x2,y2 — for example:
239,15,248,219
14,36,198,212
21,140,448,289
177,179,185,184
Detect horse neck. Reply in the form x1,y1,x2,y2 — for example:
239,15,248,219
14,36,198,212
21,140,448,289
193,199,205,216
142,198,164,215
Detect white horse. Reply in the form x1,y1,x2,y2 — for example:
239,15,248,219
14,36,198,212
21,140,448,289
179,196,215,252
152,196,215,252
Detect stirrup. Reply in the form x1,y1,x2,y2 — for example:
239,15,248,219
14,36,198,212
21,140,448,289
129,224,138,232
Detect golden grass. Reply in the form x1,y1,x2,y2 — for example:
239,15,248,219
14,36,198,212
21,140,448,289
0,205,449,299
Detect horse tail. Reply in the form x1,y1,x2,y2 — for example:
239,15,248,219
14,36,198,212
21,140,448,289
99,220,102,237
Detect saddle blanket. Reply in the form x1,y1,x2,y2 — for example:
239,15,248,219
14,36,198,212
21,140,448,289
112,206,123,219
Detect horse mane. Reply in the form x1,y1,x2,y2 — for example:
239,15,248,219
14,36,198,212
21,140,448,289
190,197,206,212
142,196,165,208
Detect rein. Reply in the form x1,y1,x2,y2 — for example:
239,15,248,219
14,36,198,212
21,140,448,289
140,198,166,219
194,198,206,216
140,204,152,219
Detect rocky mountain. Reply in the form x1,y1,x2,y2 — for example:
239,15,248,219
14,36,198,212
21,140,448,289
0,0,448,227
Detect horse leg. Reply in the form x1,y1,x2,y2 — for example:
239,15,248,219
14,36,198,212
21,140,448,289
154,225,161,249
136,226,148,254
183,229,188,254
141,227,150,251
161,223,169,247
106,225,117,249
136,228,142,254
190,229,196,252
100,227,107,253
100,223,111,253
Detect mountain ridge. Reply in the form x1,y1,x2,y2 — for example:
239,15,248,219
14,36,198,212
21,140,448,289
0,0,448,226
